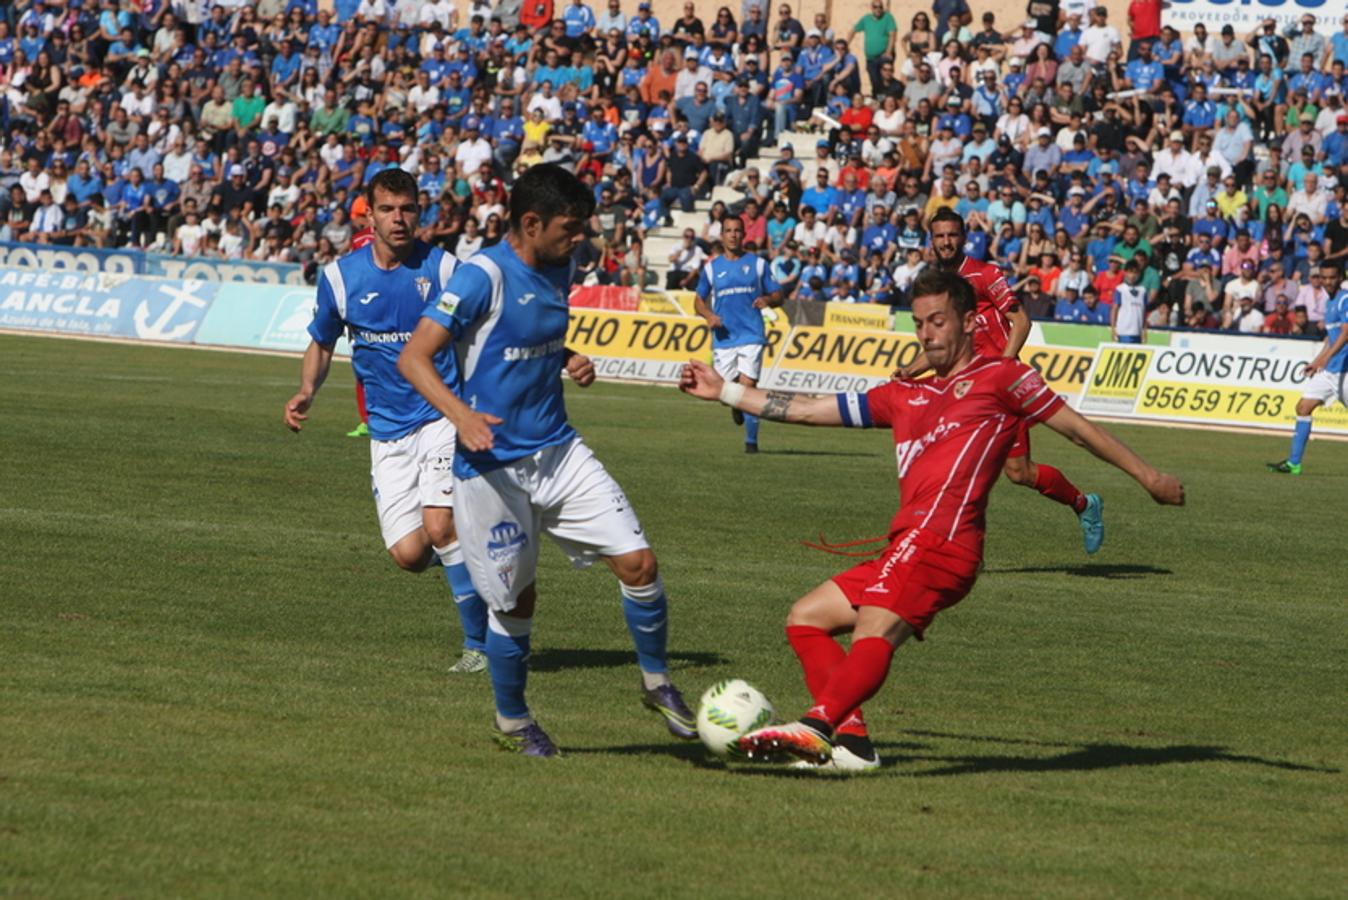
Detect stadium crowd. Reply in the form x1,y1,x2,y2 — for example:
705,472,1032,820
0,0,1346,336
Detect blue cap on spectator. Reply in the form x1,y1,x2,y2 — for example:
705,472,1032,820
816,139,829,148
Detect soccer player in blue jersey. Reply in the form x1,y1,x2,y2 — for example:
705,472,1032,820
398,164,697,758
1268,284,1348,475
694,216,783,453
282,169,489,674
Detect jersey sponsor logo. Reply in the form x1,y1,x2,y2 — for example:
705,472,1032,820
358,291,379,305
1009,370,1048,403
517,292,536,305
894,419,963,478
355,329,413,344
953,379,973,399
437,292,460,316
863,532,920,593
908,395,930,406
503,336,566,361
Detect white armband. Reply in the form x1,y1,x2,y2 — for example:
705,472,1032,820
719,381,746,408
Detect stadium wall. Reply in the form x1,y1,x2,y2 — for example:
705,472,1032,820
2,265,1339,436
0,240,306,285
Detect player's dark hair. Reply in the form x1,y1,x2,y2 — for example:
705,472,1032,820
929,207,966,235
510,163,596,230
366,167,418,203
911,268,975,318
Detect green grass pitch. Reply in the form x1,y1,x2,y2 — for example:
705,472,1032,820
2,332,1345,897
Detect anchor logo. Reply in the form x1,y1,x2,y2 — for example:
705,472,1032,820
133,283,210,341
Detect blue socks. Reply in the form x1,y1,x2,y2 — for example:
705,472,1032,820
437,542,487,652
621,578,669,685
744,412,760,446
1289,416,1312,465
486,611,533,720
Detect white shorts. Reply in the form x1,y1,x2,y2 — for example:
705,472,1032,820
713,344,765,383
453,437,649,612
1301,368,1348,408
371,417,456,549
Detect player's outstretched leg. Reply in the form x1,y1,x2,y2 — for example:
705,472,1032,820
620,574,697,740
741,636,897,764
1268,413,1313,475
438,542,488,673
1005,452,1102,554
786,622,879,771
485,600,559,758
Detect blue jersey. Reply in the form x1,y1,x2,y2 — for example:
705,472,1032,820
309,241,459,442
1326,290,1348,374
695,253,780,349
422,241,577,478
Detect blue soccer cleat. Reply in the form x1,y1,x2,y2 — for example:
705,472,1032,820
1078,493,1105,555
641,683,698,740
493,722,561,758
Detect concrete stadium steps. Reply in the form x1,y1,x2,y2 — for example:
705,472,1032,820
642,131,818,280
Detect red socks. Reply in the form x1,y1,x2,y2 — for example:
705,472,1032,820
1034,464,1086,513
786,625,845,697
807,637,895,731
354,379,369,424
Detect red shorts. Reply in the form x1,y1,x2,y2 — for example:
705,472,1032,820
831,529,981,638
1007,418,1032,458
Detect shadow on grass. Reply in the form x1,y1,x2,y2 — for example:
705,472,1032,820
984,563,1173,579
530,649,729,673
579,730,1337,779
757,449,874,458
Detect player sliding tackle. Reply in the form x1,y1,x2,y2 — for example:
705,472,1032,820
681,269,1185,772
900,209,1105,555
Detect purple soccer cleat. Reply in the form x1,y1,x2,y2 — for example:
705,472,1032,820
642,683,698,740
493,722,561,758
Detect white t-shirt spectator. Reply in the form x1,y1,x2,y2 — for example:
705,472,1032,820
19,170,50,203
1080,24,1121,64
1230,304,1265,333
527,92,563,121
409,83,442,115
455,138,494,176
120,91,155,120
419,0,455,30
1287,188,1328,225
1223,276,1259,307
792,219,828,251
1113,282,1147,338
176,222,205,255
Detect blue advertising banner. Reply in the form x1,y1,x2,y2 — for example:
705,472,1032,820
144,254,306,285
0,268,218,342
195,282,350,356
0,242,142,275
0,240,306,284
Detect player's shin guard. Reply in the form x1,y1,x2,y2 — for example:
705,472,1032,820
744,412,760,446
808,637,896,732
1034,464,1087,514
486,610,532,721
437,542,487,652
1289,416,1313,465
621,578,670,689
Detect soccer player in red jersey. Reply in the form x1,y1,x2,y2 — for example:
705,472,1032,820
348,195,375,438
680,269,1185,771
901,208,1106,555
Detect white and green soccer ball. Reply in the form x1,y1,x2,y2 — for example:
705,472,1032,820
697,679,775,757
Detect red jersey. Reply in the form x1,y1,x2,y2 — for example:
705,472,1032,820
1129,0,1162,41
956,255,1016,357
841,357,1064,552
350,227,375,250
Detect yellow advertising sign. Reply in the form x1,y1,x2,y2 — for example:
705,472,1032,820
822,302,892,333
566,309,788,383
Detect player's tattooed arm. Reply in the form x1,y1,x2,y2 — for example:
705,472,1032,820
760,391,794,421
680,360,844,426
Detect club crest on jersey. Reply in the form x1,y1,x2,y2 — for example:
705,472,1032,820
953,379,973,399
415,277,432,303
741,263,750,275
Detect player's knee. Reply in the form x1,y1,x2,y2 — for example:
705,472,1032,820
614,549,659,588
388,536,433,572
1003,459,1035,486
424,517,456,549
1295,399,1319,417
